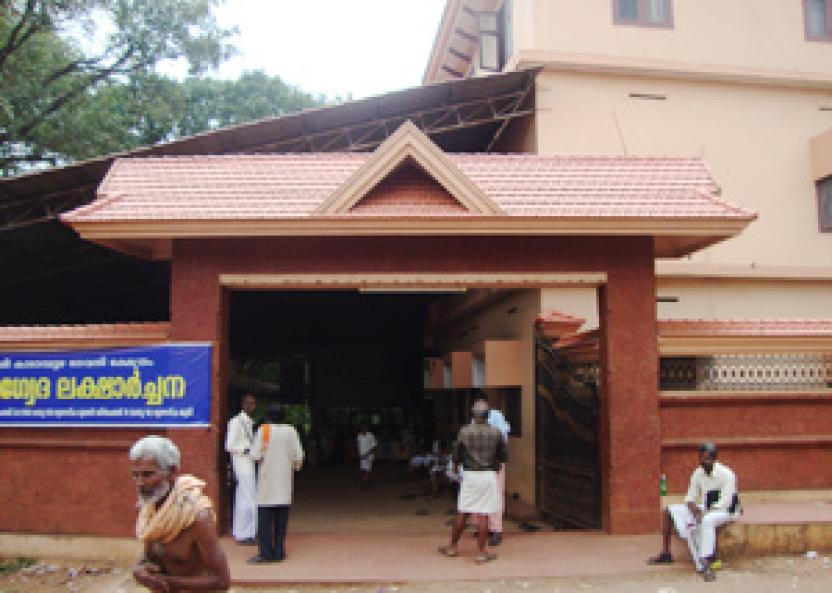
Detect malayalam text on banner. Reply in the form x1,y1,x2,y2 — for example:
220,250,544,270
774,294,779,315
0,343,212,427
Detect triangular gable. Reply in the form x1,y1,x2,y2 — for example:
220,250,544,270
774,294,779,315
314,120,503,216
349,162,470,215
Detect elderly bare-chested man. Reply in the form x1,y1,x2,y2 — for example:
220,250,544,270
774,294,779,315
129,435,230,592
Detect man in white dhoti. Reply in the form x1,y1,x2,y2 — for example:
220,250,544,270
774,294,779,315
438,400,507,564
648,442,740,582
225,393,257,545
356,425,378,488
474,397,511,547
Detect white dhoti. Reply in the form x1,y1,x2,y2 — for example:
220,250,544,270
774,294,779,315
488,463,505,532
231,456,257,541
668,503,733,566
360,453,374,472
457,469,500,514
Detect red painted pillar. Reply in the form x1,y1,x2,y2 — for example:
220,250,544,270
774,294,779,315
599,240,661,534
169,242,224,521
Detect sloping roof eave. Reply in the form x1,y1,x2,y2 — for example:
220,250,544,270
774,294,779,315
65,215,754,260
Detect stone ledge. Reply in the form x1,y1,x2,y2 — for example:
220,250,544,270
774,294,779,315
0,533,141,561
720,522,832,559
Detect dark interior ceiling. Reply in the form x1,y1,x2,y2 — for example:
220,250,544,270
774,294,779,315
227,288,517,409
0,70,537,325
229,291,449,408
229,290,440,357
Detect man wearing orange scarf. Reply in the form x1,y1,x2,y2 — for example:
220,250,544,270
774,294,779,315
130,435,230,592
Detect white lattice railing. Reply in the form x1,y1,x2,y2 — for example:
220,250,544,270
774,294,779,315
660,354,832,391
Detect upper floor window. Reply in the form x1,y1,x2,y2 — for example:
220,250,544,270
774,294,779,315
805,0,832,40
613,0,673,29
819,176,832,232
472,1,512,73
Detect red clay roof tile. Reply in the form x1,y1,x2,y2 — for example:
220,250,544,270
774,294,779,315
62,154,754,223
0,322,171,344
658,319,832,337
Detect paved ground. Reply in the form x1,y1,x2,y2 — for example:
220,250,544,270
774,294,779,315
2,555,831,593
5,464,832,591
289,464,525,535
225,532,662,582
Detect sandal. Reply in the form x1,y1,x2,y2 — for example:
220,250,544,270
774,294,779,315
475,552,497,564
703,566,716,582
437,545,458,557
647,552,673,565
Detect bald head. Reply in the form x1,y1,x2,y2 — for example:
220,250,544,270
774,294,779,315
471,399,489,423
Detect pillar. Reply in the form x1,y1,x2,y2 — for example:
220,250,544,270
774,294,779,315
598,240,661,534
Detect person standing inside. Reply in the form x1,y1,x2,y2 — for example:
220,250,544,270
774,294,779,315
478,396,510,547
438,400,507,564
225,392,257,545
648,442,740,582
248,403,304,564
356,424,377,488
129,435,230,592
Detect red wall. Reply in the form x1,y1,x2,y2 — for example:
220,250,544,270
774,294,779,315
0,427,212,535
170,235,661,535
1,235,661,536
660,392,832,493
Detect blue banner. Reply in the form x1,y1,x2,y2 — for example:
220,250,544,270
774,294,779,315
0,343,212,427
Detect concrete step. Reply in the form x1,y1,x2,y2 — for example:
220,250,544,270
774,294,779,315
719,500,832,558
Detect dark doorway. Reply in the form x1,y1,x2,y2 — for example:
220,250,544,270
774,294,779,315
224,289,458,534
228,289,439,431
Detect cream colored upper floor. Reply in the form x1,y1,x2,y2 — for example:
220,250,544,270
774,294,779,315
510,0,832,79
426,1,832,276
508,70,832,272
427,1,832,83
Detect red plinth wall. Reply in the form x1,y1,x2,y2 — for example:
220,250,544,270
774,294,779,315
0,427,211,536
659,392,832,494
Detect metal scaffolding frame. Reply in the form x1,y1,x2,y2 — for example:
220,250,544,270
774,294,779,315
0,70,538,323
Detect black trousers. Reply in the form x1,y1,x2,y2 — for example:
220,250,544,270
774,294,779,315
257,505,290,560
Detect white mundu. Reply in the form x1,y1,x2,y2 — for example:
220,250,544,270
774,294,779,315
357,432,377,472
668,461,739,564
225,410,256,541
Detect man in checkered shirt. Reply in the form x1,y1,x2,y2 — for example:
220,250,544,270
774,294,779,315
438,400,507,564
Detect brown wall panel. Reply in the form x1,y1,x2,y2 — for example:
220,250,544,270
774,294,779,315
659,393,832,492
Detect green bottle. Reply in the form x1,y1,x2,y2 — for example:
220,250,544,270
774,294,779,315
660,473,667,496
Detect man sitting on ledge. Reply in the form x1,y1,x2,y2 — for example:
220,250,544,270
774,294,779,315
648,442,740,582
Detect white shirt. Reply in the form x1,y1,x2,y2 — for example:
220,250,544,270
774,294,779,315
357,432,377,457
251,423,304,505
684,460,738,514
225,411,255,475
225,411,254,455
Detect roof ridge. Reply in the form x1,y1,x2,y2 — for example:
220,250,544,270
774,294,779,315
111,153,369,160
660,318,832,324
449,153,708,160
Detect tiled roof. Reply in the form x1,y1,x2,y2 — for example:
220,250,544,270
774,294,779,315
658,319,832,337
63,154,753,222
535,310,586,340
0,322,171,346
